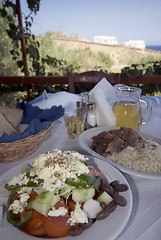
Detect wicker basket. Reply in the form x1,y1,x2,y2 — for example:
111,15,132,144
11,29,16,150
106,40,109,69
0,123,53,163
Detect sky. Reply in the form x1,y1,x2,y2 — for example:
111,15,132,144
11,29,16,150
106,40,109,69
21,0,161,45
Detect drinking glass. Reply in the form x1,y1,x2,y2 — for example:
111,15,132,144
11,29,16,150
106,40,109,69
64,110,85,140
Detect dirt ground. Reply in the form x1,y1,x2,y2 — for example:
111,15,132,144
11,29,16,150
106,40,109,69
52,39,161,72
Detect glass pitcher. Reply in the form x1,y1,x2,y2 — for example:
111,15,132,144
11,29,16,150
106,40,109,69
112,84,152,131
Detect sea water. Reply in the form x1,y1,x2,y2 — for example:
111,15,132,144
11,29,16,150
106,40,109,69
146,45,161,51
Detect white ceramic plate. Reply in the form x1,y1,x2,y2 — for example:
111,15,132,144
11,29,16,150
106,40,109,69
0,155,132,240
78,126,161,179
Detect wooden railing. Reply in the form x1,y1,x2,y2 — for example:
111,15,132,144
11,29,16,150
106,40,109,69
121,75,161,85
0,76,69,101
0,74,161,102
1,74,161,85
0,76,68,85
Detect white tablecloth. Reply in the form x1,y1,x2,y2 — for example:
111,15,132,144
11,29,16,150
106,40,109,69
0,91,161,240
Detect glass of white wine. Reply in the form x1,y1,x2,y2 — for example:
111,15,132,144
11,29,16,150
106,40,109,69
64,109,85,140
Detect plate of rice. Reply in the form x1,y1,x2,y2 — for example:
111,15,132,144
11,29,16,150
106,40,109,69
78,126,161,179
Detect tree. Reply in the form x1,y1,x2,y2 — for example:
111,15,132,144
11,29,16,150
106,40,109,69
0,0,19,75
0,0,65,76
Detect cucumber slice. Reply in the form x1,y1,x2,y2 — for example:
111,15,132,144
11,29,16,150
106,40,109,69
52,195,60,206
21,164,32,173
59,187,72,199
97,191,113,205
31,191,59,216
26,200,34,210
72,187,95,203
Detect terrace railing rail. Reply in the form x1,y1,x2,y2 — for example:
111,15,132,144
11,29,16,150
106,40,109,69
0,74,161,102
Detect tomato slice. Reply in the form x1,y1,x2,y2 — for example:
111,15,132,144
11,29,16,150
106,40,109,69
22,210,46,236
20,197,74,237
88,166,107,182
67,196,84,211
67,197,76,211
28,190,38,202
44,198,72,238
44,215,72,238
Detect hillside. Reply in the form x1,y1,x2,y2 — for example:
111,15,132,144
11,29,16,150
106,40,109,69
52,38,161,72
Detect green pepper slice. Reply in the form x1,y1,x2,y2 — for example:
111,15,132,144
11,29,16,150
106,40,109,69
7,209,33,229
78,174,101,191
4,183,20,191
7,189,33,228
81,159,89,166
65,178,87,187
4,178,44,190
27,178,44,187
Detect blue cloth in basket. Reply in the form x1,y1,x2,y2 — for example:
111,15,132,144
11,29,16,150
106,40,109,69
0,102,64,143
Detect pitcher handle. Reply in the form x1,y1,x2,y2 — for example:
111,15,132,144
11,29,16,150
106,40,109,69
139,96,152,125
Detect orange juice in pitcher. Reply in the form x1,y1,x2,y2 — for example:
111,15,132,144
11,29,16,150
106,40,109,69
113,101,142,131
113,85,152,131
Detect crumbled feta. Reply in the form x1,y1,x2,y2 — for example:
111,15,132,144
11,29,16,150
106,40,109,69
33,186,45,194
32,150,89,192
9,200,24,214
8,193,30,214
17,187,33,195
29,168,37,177
8,173,29,186
68,202,88,225
19,193,30,204
48,207,68,217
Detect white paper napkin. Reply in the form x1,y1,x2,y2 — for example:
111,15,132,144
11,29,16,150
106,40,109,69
89,78,116,127
89,77,116,105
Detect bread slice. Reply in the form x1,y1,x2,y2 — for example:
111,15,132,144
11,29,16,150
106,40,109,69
0,112,17,137
0,104,23,129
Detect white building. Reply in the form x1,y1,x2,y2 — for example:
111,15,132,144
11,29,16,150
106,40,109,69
122,40,145,49
94,36,118,45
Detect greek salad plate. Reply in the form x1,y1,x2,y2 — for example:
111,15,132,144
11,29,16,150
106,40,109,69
0,154,132,240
